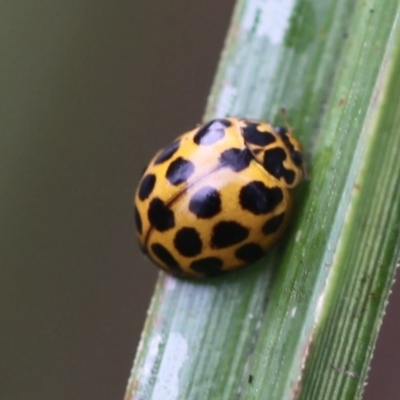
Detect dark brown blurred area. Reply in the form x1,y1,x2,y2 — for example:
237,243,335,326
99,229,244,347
1,1,398,399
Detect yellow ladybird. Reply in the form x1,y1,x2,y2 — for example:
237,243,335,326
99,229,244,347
134,117,304,278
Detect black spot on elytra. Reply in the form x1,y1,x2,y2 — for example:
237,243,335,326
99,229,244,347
153,140,181,165
151,243,182,273
190,257,224,276
148,198,175,232
219,148,253,172
263,148,295,185
235,243,265,263
239,181,283,215
194,119,230,145
189,186,221,219
138,174,156,201
211,221,249,249
273,128,303,169
275,126,295,153
174,227,202,257
242,123,276,146
166,157,195,185
262,213,285,235
134,205,142,234
292,150,303,166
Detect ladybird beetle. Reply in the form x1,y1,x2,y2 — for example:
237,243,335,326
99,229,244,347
134,117,304,278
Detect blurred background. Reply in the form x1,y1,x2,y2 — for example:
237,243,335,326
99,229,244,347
1,1,399,399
